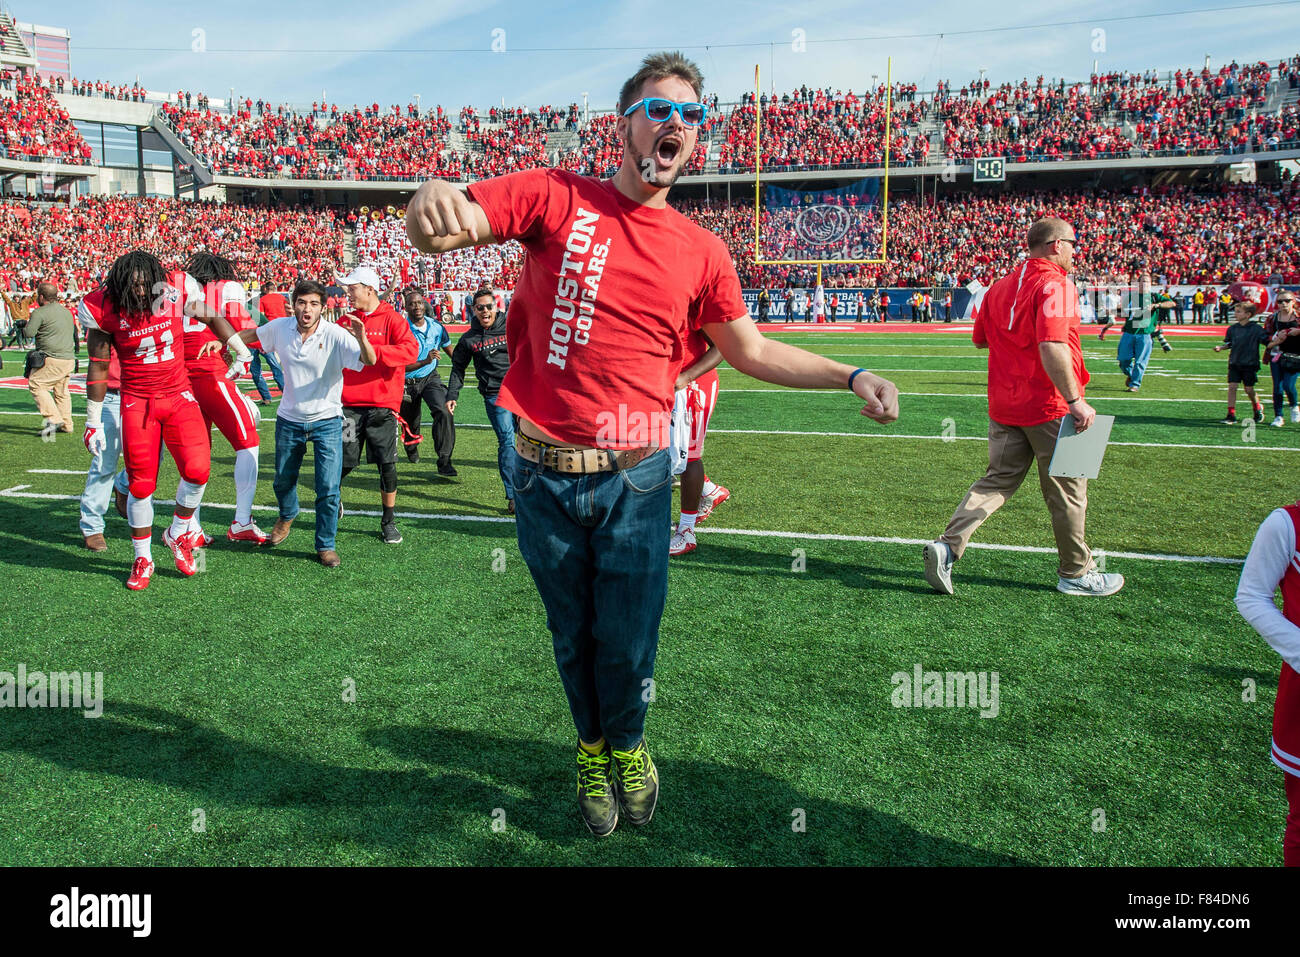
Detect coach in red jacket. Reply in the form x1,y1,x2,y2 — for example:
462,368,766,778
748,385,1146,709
923,216,1125,597
338,265,418,544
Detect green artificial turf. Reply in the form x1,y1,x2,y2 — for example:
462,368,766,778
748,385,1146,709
0,331,1288,865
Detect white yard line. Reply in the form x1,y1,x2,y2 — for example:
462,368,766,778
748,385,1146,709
0,410,1287,449
0,485,1241,565
718,389,1227,403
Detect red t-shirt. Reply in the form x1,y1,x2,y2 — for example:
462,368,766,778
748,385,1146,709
260,292,288,320
972,258,1088,426
339,301,418,411
466,169,747,449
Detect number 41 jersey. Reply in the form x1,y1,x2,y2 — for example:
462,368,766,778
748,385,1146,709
78,274,203,399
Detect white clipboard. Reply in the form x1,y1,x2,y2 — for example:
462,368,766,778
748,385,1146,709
1048,414,1115,479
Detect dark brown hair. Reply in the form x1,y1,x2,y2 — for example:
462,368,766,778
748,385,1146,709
618,51,704,113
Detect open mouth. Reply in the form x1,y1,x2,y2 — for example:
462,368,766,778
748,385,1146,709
655,135,683,166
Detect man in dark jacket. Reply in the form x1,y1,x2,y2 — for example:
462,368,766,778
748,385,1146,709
446,287,513,511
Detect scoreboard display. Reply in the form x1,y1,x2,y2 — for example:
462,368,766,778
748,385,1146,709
973,157,1006,182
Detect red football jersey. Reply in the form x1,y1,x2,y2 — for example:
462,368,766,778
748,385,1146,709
80,274,195,398
180,273,250,378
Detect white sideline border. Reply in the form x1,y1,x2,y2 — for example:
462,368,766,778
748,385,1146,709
0,484,1243,566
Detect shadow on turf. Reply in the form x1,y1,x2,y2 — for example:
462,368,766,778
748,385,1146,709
0,703,1021,865
0,499,134,582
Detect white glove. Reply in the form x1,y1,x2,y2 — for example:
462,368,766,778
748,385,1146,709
83,398,106,455
224,333,253,380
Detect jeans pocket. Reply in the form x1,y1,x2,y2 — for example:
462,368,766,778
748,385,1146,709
511,448,540,494
619,449,672,494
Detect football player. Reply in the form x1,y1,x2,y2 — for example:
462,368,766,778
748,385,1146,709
80,251,252,590
669,328,730,556
181,252,269,546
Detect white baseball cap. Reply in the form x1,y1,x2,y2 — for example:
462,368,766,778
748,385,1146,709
337,265,382,291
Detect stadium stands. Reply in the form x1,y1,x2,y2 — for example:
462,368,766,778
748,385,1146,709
26,53,1300,180
0,196,341,291
0,72,91,164
8,182,1294,295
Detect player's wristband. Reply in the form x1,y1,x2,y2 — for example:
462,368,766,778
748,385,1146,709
225,332,253,362
1065,396,1080,405
848,367,868,391
84,398,104,428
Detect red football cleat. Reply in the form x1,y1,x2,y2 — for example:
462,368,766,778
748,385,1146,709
227,521,270,545
163,526,198,576
126,556,155,590
697,486,730,524
188,525,214,548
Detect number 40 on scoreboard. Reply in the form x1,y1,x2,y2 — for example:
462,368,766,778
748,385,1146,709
973,157,1006,182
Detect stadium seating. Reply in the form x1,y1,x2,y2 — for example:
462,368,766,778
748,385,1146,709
0,196,341,292
5,182,1297,295
27,53,1300,180
0,73,91,165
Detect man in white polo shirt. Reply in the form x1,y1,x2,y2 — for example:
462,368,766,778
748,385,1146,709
230,279,376,567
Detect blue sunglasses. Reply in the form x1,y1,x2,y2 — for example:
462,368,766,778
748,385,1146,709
622,97,708,127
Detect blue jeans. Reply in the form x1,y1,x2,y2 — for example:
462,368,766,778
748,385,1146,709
274,416,343,551
1117,332,1153,388
1271,359,1300,417
484,393,516,501
250,351,284,402
79,391,130,535
512,447,673,749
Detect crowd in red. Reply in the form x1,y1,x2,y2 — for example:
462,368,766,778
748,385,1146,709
0,71,91,165
3,182,1297,296
936,58,1299,161
718,85,931,172
0,196,341,292
12,53,1299,177
676,182,1300,289
160,99,461,180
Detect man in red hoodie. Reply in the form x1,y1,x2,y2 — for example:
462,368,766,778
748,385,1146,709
337,265,418,544
923,217,1125,598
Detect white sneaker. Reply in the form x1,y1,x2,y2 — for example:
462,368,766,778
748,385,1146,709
39,418,57,439
669,527,696,556
1057,568,1125,596
923,541,954,595
1291,406,1300,424
1272,416,1285,428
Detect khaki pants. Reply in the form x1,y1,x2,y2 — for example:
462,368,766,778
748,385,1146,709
28,356,75,432
940,417,1092,579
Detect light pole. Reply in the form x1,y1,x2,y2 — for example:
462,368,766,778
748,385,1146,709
582,92,588,125
414,94,421,116
978,68,986,92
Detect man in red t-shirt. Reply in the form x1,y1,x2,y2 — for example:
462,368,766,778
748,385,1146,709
337,265,418,544
923,217,1124,598
406,51,899,838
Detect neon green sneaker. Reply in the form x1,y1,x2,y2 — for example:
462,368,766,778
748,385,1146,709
611,738,659,827
576,743,618,837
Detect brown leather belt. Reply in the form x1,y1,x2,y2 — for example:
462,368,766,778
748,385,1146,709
514,432,657,474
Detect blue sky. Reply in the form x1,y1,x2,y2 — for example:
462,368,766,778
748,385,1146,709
31,0,1300,112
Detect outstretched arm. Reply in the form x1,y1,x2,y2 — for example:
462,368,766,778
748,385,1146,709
405,180,497,254
703,315,899,424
